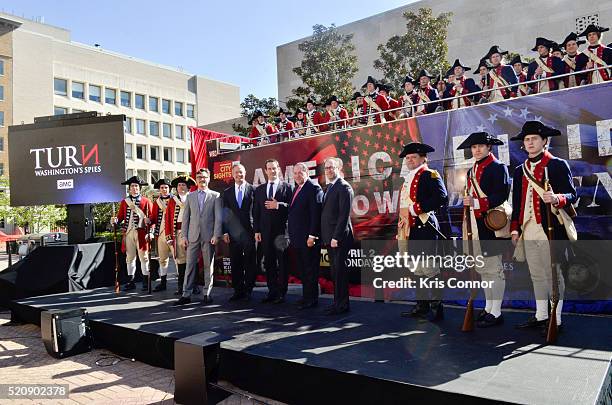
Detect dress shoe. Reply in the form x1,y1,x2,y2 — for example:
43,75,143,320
122,280,136,291
273,296,286,304
401,301,430,318
427,301,444,322
202,295,214,305
515,316,547,329
172,297,191,306
141,275,149,291
477,309,487,322
325,307,349,315
477,313,504,328
298,301,318,310
229,293,245,301
261,296,276,303
153,276,167,292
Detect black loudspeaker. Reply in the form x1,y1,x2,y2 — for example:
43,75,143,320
67,204,95,244
41,308,92,358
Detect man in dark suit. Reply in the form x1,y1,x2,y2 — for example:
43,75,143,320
321,157,354,315
288,162,324,309
253,159,293,303
223,163,256,301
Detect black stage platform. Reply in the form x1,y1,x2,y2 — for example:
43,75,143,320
9,280,612,405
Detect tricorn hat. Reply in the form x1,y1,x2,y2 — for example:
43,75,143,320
403,75,416,86
531,37,553,51
550,41,563,54
417,69,435,80
484,45,508,60
351,91,363,100
362,75,377,88
121,175,148,186
153,178,172,189
473,58,491,73
510,121,561,141
295,107,307,114
377,82,392,93
305,98,318,106
398,142,435,158
509,54,528,67
577,24,609,38
276,108,290,116
171,175,196,188
456,132,504,150
560,32,586,48
446,59,471,77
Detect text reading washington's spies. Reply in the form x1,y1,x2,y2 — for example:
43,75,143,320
29,145,101,176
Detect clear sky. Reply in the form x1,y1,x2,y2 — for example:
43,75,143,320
2,0,415,101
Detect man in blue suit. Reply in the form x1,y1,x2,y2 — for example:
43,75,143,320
288,162,324,309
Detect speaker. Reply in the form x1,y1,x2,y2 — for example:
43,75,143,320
41,308,92,358
67,204,95,244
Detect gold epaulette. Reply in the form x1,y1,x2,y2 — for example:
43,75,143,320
428,169,441,179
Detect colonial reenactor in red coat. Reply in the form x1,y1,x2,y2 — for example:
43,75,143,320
510,121,577,333
575,24,612,84
483,46,517,102
324,95,349,130
559,32,585,88
510,55,530,96
444,59,481,109
350,92,367,127
304,98,324,135
414,70,440,115
474,58,491,103
111,176,153,291
321,98,333,133
551,41,564,59
249,110,277,145
293,108,306,137
149,178,172,292
165,175,195,295
378,83,399,121
527,37,565,94
275,108,294,141
362,75,389,124
399,76,418,118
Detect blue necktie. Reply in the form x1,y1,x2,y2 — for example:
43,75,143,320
237,186,243,208
267,183,274,199
324,181,334,201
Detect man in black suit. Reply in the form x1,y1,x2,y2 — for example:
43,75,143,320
321,157,354,315
288,162,324,309
223,163,256,301
253,159,293,303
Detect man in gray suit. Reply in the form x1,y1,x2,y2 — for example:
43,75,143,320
173,168,222,306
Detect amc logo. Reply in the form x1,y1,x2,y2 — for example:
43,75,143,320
57,179,74,190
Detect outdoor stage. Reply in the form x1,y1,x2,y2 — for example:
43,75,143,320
9,280,612,405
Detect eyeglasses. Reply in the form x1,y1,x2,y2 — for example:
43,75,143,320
324,166,336,170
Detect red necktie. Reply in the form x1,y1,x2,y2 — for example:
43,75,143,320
291,185,303,206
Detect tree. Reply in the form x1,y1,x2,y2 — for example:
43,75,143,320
374,8,453,94
285,24,358,112
232,94,278,137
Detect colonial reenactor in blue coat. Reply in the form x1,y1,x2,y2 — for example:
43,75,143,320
550,41,564,59
575,24,612,84
444,59,481,109
399,76,418,118
414,70,440,115
559,32,585,88
510,55,530,96
458,132,511,327
527,37,565,94
483,46,517,102
510,121,577,332
474,58,492,103
397,142,448,321
149,178,173,292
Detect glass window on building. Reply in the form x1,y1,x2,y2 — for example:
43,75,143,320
163,147,173,162
164,170,173,180
162,99,171,114
121,91,131,107
89,85,101,102
136,144,146,160
149,121,160,137
187,104,195,118
150,146,160,161
186,128,191,142
137,169,147,180
0,85,4,101
72,81,85,99
0,59,4,75
136,119,146,135
175,124,184,140
124,117,132,134
175,101,183,116
126,168,134,178
125,143,133,159
0,137,4,151
0,111,3,126
176,148,185,163
149,96,159,112
54,106,68,115
150,170,160,184
54,78,67,96
105,88,116,105
72,109,84,113
162,123,172,138
135,94,145,109
0,163,4,177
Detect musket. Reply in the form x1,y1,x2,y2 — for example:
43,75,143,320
544,167,560,344
112,202,120,294
462,187,476,332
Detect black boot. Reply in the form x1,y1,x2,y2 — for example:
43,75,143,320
427,300,444,322
123,277,136,291
175,264,185,295
141,275,149,291
154,275,167,292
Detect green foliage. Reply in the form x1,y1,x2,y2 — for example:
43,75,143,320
286,24,358,111
232,94,279,136
374,8,453,93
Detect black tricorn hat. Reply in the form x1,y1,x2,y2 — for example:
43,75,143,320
295,107,307,114
550,41,563,54
484,45,508,59
305,98,318,106
325,95,342,105
351,91,363,100
509,54,528,67
154,178,172,189
560,32,586,48
457,132,504,150
398,142,435,158
577,24,609,38
171,175,196,188
403,75,416,85
122,175,148,186
511,121,561,141
473,58,491,73
532,37,553,51
276,108,290,116
446,59,471,77
417,69,435,79
362,75,377,88
377,82,392,93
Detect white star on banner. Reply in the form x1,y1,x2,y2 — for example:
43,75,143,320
533,115,543,122
476,124,487,132
519,108,530,119
503,106,513,117
487,113,498,124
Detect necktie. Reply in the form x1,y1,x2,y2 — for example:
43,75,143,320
198,190,205,210
291,185,302,206
324,181,334,201
268,182,274,199
237,186,243,208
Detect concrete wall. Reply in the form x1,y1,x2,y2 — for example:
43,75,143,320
277,0,612,102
